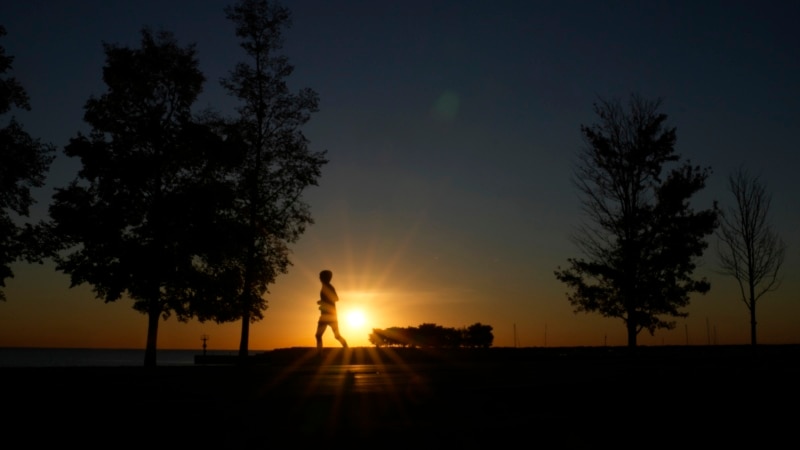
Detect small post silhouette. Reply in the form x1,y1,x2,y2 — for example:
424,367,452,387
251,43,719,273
201,334,209,356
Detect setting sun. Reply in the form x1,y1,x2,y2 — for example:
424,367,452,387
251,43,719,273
345,309,367,331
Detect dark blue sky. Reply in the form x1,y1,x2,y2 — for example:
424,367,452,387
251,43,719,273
1,1,798,349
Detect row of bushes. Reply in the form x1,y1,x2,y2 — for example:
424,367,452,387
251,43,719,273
368,323,494,348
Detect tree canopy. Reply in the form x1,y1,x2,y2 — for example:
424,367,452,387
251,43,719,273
554,94,718,347
214,0,328,357
0,25,55,302
47,29,219,366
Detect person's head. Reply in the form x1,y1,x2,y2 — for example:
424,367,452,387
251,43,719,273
319,270,333,283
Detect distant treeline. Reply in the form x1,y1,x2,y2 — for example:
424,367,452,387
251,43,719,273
368,323,494,348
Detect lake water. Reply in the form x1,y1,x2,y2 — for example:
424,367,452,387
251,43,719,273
0,347,247,367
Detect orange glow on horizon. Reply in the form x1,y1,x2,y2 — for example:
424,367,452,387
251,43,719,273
3,233,800,351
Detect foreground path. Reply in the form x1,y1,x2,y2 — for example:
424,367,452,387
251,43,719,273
4,346,799,446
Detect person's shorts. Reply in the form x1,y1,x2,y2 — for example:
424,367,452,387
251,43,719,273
318,314,338,325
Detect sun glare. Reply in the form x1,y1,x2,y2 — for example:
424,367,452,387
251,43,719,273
345,309,366,329
338,290,383,345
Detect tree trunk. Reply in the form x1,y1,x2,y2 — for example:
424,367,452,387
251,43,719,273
749,282,757,346
238,241,257,360
626,320,638,347
238,310,250,359
144,307,160,367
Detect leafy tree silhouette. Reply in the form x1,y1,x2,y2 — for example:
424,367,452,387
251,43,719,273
215,0,327,358
464,323,494,348
47,29,217,367
0,25,54,302
555,94,718,347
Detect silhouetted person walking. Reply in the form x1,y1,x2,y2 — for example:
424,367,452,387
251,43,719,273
315,270,348,354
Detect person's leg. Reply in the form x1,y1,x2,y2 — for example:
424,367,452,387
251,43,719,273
330,322,348,348
315,322,327,353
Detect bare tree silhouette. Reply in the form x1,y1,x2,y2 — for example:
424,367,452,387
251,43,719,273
717,168,786,346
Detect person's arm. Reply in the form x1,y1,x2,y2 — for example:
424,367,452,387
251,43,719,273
329,285,339,303
321,284,338,304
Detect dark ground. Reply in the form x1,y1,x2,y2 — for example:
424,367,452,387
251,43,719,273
3,345,799,447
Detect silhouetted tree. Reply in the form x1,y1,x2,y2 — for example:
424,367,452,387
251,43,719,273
554,94,718,347
370,326,418,347
442,326,462,348
368,328,388,347
717,168,785,346
218,0,327,357
47,29,214,367
463,323,494,348
381,326,413,347
416,323,447,347
0,25,55,301
0,27,29,112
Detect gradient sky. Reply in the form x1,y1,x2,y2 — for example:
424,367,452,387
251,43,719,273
1,0,798,350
